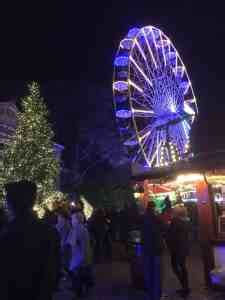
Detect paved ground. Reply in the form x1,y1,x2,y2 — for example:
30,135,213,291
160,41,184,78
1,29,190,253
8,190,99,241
54,243,224,300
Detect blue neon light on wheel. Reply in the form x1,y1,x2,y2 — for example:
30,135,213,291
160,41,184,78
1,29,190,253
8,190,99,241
113,25,198,169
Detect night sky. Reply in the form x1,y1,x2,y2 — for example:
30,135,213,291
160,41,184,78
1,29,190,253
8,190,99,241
1,2,225,164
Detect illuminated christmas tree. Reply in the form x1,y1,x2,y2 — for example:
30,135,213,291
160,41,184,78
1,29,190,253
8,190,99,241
2,82,59,201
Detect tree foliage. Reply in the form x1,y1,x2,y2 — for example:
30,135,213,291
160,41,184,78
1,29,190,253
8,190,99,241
2,82,59,200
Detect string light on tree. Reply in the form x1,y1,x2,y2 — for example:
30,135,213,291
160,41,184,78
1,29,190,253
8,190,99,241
2,82,60,202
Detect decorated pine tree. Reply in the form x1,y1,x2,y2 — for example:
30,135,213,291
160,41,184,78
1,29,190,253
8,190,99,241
2,82,59,201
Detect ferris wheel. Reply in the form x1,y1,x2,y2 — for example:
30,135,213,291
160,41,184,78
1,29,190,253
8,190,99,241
113,26,198,169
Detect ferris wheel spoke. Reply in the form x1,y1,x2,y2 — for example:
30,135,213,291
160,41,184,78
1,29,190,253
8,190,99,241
181,120,190,140
129,77,154,108
131,96,150,109
159,32,167,67
146,130,157,162
134,38,147,61
132,108,155,118
138,125,153,142
130,56,153,87
131,39,154,80
149,137,162,167
142,28,157,69
135,131,153,164
130,75,154,106
130,69,154,99
177,125,187,152
150,27,161,66
184,102,196,116
128,79,144,93
132,146,143,163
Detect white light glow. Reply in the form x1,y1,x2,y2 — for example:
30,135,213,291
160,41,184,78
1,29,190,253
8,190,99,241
170,102,176,112
182,121,189,139
132,108,155,116
134,192,141,199
176,173,204,184
184,102,195,115
184,119,191,130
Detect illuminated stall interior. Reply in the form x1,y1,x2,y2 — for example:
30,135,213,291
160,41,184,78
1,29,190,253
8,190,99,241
133,170,225,238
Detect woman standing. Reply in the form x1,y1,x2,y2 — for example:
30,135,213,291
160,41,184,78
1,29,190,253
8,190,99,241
67,212,93,297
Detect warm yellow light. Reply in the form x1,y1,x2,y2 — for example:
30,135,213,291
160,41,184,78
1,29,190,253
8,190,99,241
80,196,94,219
134,192,141,199
176,173,204,184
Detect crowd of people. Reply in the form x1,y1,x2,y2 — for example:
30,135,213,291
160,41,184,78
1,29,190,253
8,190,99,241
0,180,115,299
142,197,191,299
0,179,192,300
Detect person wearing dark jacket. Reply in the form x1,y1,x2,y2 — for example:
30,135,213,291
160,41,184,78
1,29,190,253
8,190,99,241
0,180,61,300
166,206,191,297
0,207,7,235
142,201,164,300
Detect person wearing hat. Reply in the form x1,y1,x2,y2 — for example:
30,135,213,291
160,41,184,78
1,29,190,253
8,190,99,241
0,180,61,300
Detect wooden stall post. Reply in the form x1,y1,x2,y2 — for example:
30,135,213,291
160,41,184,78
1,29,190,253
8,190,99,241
195,179,216,287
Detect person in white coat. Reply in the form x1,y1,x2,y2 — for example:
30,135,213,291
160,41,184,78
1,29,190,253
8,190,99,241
67,212,93,297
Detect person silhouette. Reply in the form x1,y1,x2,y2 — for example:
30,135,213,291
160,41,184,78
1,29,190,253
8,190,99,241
0,180,61,300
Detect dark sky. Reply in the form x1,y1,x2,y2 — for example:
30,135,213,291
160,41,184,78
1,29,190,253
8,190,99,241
0,2,225,163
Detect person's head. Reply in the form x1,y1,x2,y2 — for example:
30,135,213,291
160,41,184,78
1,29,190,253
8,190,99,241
176,193,183,204
172,206,187,220
146,201,156,215
5,180,37,217
163,196,172,212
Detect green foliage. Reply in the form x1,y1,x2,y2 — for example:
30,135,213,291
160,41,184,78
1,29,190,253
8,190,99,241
2,82,59,201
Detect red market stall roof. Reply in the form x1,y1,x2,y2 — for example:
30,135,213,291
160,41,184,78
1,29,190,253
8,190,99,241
147,184,172,194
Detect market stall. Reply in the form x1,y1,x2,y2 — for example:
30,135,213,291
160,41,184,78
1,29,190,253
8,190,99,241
132,158,225,289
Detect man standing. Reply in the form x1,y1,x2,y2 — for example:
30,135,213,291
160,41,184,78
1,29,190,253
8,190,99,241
0,180,61,300
142,201,164,300
166,206,191,297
